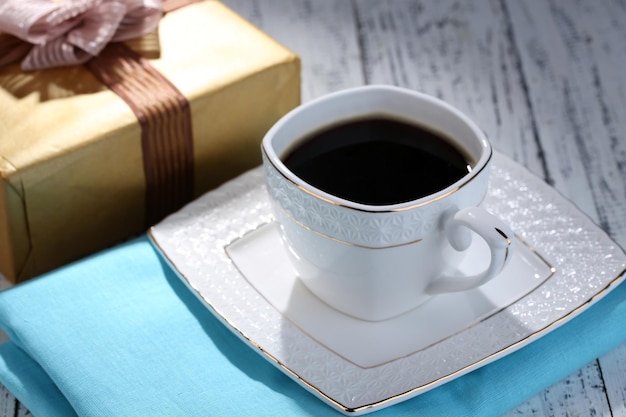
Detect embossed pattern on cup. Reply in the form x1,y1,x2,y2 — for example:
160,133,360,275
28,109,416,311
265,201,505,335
263,153,491,248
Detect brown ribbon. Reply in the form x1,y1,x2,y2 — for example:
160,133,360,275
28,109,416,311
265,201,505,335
86,0,205,226
0,33,32,67
85,42,194,226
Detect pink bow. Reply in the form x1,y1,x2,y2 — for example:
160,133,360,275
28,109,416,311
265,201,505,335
0,0,163,70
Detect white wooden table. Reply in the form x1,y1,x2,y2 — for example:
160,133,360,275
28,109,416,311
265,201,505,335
2,0,625,415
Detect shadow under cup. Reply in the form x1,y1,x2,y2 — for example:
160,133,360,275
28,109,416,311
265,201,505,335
261,85,498,321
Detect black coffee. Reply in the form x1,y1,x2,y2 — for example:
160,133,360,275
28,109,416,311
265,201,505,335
282,116,471,205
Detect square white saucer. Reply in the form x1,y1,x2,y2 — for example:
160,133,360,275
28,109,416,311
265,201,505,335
226,222,554,369
149,152,626,415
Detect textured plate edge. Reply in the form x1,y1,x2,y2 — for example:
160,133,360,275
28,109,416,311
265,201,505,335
224,224,558,370
148,228,626,415
148,152,626,415
147,229,355,413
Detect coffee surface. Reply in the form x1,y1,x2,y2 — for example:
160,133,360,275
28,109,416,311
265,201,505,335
283,117,470,205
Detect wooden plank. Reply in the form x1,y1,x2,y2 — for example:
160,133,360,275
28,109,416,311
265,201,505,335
353,0,546,176
506,1,626,415
502,361,617,417
0,387,13,417
506,0,626,240
600,346,626,417
0,385,29,417
0,275,9,290
223,0,365,102
502,360,612,417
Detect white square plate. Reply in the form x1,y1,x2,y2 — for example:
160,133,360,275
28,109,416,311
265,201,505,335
149,152,626,415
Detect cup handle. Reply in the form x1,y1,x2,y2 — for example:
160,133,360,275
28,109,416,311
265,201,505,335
426,207,514,294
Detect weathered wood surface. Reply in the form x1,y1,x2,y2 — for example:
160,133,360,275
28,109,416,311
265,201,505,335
2,0,625,415
0,393,30,417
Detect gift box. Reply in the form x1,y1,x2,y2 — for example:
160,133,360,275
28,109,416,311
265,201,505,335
0,0,300,283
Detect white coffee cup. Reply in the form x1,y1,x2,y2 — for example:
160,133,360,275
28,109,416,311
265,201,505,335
261,85,514,321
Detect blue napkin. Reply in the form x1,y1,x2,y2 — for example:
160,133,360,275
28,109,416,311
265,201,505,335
1,236,625,417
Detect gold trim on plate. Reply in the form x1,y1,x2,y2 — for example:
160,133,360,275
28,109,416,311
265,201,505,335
147,222,620,415
224,224,556,370
351,267,625,414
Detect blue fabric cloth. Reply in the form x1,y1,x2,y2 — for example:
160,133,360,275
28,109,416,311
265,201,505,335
0,236,625,417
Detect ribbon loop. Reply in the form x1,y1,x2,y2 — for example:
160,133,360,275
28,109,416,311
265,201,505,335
0,0,163,70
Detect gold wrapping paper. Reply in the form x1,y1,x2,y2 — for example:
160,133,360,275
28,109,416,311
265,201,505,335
0,0,300,283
